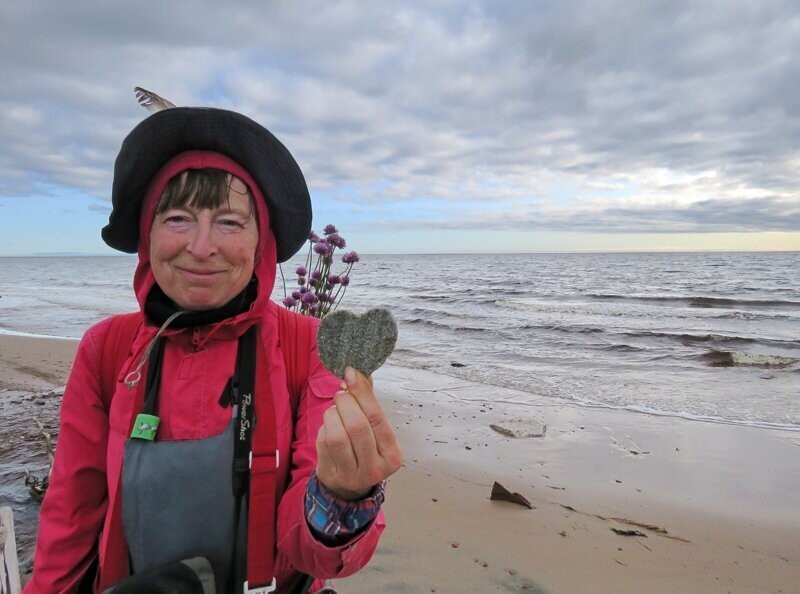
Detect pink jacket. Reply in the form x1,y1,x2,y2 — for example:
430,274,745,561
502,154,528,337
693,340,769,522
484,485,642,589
25,152,384,593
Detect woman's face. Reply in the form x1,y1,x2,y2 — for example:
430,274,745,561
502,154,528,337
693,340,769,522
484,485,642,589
149,178,259,311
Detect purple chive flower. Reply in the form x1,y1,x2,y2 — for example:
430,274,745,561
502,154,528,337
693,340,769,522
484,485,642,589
282,224,358,319
314,241,332,255
342,251,360,264
325,233,346,249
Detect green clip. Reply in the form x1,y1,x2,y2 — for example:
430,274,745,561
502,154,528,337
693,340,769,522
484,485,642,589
130,413,160,441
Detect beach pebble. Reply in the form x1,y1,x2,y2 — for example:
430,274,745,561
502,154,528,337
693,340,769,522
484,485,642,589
317,308,398,378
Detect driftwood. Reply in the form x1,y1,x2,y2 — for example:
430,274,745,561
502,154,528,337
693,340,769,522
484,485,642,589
24,419,54,501
1,507,21,594
611,528,647,537
490,482,534,510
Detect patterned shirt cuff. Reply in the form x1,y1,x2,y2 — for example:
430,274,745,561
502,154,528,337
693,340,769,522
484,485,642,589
304,470,385,544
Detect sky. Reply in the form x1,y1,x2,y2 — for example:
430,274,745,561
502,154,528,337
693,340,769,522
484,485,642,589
1,1,800,256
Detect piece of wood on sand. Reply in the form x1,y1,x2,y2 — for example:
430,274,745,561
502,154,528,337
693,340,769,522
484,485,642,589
1,506,22,594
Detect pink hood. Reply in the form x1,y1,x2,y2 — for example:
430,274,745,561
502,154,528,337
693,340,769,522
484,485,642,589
132,150,278,328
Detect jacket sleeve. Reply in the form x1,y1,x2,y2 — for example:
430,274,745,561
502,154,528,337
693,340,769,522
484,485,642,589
275,337,385,581
24,320,113,594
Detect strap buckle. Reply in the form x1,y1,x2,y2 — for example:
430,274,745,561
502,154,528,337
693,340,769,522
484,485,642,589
249,450,280,470
244,578,277,593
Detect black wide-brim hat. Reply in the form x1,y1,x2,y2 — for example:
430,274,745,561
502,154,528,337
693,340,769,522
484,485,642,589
102,107,311,263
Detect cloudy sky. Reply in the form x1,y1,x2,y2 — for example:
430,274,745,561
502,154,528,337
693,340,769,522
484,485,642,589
2,1,799,255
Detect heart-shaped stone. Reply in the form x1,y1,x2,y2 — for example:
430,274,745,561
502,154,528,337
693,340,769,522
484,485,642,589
317,308,398,378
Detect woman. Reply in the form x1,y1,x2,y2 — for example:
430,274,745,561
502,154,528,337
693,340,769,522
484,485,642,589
25,107,402,593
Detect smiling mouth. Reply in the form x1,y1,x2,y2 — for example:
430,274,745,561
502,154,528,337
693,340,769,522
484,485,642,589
178,267,224,277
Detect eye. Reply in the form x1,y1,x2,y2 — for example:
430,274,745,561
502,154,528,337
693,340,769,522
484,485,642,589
216,217,247,232
160,213,194,230
219,218,243,227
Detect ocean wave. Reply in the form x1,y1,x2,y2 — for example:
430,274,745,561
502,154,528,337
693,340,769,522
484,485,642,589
699,350,797,369
512,323,800,353
386,361,800,432
599,344,647,353
494,298,797,321
402,317,489,333
401,306,475,320
586,293,800,309
629,331,800,351
567,398,800,432
522,323,605,334
0,328,76,340
517,321,794,346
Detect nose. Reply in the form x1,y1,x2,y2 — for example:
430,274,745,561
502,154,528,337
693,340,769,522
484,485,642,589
186,219,217,258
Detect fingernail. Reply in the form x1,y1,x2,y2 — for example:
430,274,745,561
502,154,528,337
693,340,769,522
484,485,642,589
344,366,356,385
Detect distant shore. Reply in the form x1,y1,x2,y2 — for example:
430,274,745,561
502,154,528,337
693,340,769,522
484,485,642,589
3,333,799,592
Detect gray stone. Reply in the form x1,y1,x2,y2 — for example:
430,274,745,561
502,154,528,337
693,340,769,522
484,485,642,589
317,308,398,378
490,419,547,438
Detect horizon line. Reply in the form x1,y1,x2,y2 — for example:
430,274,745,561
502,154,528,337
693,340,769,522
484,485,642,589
2,248,798,258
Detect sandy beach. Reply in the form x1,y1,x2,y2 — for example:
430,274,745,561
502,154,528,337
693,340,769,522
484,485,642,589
3,333,799,593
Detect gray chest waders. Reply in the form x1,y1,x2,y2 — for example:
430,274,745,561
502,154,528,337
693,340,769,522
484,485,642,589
121,328,266,593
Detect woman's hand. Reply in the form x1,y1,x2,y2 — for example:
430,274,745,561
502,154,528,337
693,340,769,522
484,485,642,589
315,367,403,501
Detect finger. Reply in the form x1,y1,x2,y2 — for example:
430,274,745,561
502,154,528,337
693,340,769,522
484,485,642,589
318,403,358,475
343,368,400,459
342,368,387,431
333,391,381,472
344,367,374,397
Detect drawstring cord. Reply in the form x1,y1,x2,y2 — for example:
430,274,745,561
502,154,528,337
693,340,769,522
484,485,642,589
123,310,187,389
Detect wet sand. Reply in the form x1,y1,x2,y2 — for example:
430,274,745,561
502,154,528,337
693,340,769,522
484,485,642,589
2,334,799,592
0,333,78,576
336,366,800,593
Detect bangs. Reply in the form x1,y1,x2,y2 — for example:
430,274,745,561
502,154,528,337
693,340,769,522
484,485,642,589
156,168,249,214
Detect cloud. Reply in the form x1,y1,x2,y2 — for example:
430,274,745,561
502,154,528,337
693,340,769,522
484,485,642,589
1,0,799,236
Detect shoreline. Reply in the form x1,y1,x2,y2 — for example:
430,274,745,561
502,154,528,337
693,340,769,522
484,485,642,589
337,365,800,592
3,329,798,435
2,333,799,592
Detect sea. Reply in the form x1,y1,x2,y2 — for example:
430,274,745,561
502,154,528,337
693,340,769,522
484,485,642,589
1,252,799,431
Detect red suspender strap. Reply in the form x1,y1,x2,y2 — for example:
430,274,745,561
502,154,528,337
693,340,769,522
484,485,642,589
246,308,315,591
98,313,143,589
99,313,142,408
278,306,314,414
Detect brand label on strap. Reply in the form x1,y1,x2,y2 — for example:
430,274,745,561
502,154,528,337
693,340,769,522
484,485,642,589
130,413,160,440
